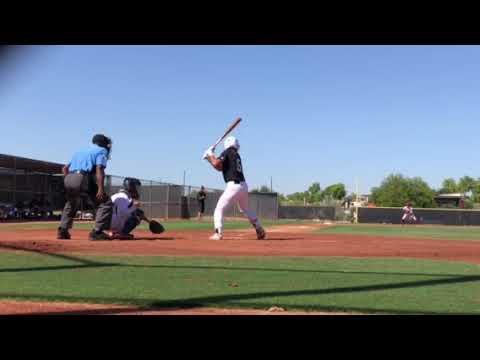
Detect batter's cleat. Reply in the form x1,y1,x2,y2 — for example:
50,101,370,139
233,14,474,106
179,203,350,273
255,226,266,240
57,227,71,240
209,233,223,241
89,230,111,241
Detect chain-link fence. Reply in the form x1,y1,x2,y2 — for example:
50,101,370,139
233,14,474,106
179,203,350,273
0,159,279,221
184,185,279,220
0,167,64,220
105,176,279,220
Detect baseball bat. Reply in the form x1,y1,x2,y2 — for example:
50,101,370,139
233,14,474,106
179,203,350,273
212,117,242,150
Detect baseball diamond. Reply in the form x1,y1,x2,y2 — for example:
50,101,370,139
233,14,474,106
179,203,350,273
2,221,480,314
3,44,480,317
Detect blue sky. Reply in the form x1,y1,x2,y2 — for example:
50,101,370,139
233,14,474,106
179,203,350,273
1,45,479,195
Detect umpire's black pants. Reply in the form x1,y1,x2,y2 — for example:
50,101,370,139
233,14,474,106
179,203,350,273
59,172,112,232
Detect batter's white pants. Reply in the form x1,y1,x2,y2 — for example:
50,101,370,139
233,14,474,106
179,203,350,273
214,181,261,233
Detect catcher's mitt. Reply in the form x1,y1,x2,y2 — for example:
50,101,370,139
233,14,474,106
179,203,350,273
149,220,165,234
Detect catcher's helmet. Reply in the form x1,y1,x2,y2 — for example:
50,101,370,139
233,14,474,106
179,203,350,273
123,178,142,199
92,134,113,158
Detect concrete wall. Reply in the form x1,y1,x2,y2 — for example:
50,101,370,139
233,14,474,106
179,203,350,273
278,206,335,220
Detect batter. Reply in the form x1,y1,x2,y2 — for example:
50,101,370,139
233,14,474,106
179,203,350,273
203,136,266,240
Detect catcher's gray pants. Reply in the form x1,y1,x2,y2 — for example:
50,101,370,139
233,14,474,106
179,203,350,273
121,209,142,234
59,173,112,232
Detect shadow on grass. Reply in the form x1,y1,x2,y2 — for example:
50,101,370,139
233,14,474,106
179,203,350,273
2,277,479,315
0,241,473,278
0,243,118,272
2,241,480,314
0,241,476,278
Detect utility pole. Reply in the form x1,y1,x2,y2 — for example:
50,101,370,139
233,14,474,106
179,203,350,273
355,178,359,203
270,176,273,193
183,170,186,196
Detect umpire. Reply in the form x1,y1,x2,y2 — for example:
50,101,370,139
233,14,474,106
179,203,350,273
57,134,114,241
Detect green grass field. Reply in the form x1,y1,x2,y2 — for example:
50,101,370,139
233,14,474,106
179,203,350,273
318,224,480,241
1,252,480,314
3,220,480,314
0,219,300,232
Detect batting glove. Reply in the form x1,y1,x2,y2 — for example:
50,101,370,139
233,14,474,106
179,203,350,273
202,146,215,160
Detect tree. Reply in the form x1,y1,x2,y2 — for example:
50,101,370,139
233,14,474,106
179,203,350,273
371,174,409,207
306,182,323,203
407,177,437,208
439,178,459,194
458,176,476,194
322,183,347,200
251,185,272,193
464,198,475,209
371,174,436,208
438,176,480,203
283,183,323,205
473,180,480,203
287,191,308,204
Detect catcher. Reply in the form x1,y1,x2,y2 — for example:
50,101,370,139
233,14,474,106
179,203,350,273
109,177,164,240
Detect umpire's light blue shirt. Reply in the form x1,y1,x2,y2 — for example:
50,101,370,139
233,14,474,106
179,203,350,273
68,145,109,173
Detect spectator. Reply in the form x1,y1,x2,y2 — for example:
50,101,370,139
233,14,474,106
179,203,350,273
197,186,207,221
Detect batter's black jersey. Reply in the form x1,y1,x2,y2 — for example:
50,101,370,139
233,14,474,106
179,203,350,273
218,147,246,183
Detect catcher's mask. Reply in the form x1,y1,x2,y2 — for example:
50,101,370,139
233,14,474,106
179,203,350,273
92,134,113,159
123,177,142,200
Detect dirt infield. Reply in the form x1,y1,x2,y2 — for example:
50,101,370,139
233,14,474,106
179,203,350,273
1,224,480,264
0,300,358,315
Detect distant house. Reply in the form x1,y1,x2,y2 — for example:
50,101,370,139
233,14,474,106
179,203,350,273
352,194,371,208
434,193,466,208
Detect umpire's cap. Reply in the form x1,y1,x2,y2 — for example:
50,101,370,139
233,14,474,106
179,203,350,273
92,134,112,149
92,134,113,159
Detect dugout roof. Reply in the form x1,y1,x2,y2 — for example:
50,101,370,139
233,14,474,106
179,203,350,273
435,193,465,199
0,153,64,174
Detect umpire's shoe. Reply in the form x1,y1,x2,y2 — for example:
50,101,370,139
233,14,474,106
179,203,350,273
57,227,71,240
89,230,111,241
